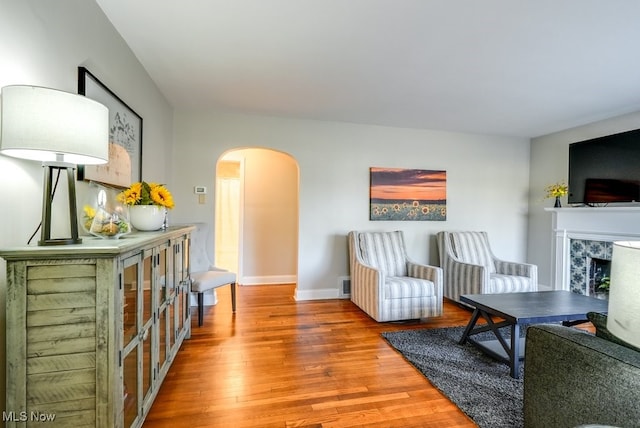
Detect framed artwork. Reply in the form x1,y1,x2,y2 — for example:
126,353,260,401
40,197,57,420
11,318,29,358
370,167,447,221
77,66,142,187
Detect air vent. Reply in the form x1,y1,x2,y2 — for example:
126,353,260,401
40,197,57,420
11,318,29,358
338,276,351,298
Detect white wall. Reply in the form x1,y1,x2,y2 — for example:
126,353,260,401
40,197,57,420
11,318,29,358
527,111,640,286
171,110,533,300
0,0,174,405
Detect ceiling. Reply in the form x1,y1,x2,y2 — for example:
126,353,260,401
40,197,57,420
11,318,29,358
96,0,640,138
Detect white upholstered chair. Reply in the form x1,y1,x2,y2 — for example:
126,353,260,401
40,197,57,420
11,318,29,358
190,223,236,326
348,230,443,322
436,231,537,304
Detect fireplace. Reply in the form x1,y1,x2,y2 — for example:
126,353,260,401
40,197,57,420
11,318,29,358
547,206,640,291
589,257,611,296
569,238,611,296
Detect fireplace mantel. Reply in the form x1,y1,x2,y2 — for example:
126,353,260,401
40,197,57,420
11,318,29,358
546,207,640,290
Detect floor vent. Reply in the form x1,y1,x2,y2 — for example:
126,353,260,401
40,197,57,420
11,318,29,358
338,276,351,298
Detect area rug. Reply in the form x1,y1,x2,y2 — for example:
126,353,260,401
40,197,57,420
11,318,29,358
382,326,525,428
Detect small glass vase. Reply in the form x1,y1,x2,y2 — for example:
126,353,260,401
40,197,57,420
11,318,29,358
81,182,131,239
554,196,562,208
129,205,167,231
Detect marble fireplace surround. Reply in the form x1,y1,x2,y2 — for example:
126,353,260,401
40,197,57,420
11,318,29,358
547,207,640,291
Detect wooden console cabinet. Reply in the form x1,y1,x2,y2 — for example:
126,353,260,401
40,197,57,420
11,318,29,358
0,226,194,427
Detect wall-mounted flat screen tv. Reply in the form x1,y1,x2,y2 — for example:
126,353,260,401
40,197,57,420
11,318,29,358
568,128,640,205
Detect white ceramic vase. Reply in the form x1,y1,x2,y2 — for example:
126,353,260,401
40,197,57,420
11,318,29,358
129,205,166,231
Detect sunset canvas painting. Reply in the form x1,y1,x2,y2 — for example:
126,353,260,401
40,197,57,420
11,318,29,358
370,167,447,221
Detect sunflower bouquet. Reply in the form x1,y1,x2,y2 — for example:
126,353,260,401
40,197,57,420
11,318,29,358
118,181,175,209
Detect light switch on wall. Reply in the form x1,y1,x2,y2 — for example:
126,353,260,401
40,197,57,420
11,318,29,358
198,194,205,204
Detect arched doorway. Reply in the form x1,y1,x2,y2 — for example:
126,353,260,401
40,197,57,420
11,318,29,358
215,148,299,287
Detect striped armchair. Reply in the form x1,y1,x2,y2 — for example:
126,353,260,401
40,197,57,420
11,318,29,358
436,231,537,304
348,230,443,322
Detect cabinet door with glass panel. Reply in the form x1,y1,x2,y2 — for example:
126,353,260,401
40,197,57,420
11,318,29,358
155,240,173,381
114,230,192,428
119,252,139,428
173,234,191,345
119,248,154,428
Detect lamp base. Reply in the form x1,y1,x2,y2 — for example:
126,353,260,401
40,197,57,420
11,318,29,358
39,237,82,246
39,162,82,246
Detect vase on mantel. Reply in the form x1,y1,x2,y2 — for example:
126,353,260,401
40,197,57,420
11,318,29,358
554,196,561,208
129,205,167,231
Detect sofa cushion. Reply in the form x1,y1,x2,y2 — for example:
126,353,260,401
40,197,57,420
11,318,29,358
191,270,236,293
384,277,436,299
524,324,640,428
587,311,640,352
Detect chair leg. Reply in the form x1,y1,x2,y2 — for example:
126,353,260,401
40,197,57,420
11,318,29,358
197,292,204,327
230,282,237,312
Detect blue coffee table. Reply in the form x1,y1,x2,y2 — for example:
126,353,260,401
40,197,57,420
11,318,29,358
459,291,608,378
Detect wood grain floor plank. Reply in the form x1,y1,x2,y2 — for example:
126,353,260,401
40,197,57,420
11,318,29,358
144,284,477,427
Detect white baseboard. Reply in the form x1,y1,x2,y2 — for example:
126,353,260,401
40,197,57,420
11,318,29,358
240,274,297,286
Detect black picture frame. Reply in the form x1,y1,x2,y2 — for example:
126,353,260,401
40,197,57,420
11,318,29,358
77,66,143,187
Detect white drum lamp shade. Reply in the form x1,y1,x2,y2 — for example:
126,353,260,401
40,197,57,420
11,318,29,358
0,85,109,164
608,241,640,348
0,85,109,245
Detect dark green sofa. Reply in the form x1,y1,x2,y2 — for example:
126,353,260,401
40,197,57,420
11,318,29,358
523,324,640,428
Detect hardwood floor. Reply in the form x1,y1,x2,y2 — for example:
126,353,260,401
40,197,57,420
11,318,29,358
143,284,478,427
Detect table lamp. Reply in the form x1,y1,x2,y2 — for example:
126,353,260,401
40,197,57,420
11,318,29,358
608,241,640,348
0,85,109,245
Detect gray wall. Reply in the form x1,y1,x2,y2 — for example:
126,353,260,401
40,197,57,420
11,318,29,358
0,0,174,404
170,109,533,300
